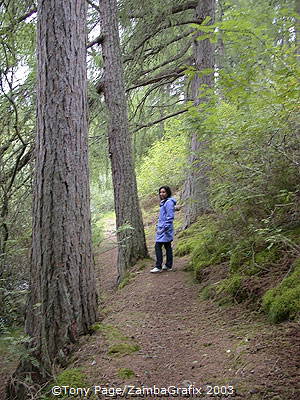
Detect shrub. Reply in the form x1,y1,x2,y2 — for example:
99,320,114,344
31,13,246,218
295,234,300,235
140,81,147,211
137,119,187,196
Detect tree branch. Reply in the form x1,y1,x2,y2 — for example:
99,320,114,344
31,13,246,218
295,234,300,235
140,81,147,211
129,77,181,122
127,0,198,19
131,108,189,133
0,147,33,186
127,63,190,91
136,40,193,79
87,34,104,48
123,30,193,63
86,0,100,12
128,19,201,55
17,7,37,23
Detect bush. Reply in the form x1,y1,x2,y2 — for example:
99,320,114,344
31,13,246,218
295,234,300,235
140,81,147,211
137,119,187,196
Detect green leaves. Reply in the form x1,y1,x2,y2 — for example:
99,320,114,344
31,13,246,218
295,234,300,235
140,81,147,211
137,117,187,196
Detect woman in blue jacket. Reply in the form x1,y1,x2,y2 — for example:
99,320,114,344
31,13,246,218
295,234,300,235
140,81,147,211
150,186,176,273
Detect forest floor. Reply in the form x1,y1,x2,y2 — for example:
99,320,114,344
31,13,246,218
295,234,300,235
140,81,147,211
1,210,300,400
71,212,299,400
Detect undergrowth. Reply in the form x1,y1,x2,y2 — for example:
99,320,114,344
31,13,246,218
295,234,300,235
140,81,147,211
176,215,300,323
262,258,300,323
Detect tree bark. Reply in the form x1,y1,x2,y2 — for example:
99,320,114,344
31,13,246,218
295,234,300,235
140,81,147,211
7,0,97,397
182,0,215,228
99,0,148,283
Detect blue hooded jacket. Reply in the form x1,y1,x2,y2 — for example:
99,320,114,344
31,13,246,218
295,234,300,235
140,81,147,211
156,197,177,242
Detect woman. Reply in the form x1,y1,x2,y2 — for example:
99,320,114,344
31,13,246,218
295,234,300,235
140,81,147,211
150,186,176,273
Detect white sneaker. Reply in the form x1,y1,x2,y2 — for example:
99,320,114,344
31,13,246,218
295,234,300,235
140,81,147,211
150,267,162,273
162,265,173,271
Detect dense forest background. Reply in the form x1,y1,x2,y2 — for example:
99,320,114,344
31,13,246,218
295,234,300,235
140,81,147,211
0,0,299,397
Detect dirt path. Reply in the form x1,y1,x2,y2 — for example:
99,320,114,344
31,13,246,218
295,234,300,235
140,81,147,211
1,223,299,400
73,236,300,400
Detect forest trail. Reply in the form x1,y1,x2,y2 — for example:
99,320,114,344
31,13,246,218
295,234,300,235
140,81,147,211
72,226,300,400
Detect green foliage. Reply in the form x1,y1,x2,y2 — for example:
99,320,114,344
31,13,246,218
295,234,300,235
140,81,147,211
229,239,280,275
204,1,300,235
191,231,229,281
200,284,216,301
172,0,300,319
262,259,300,323
91,214,104,247
175,215,230,280
0,327,41,372
0,326,24,361
90,182,114,215
137,118,187,196
176,217,299,314
175,237,199,257
216,274,245,304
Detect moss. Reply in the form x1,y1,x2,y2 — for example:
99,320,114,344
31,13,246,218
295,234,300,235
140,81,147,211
98,323,140,358
255,247,278,265
175,216,214,257
229,235,281,276
216,274,246,304
262,259,300,323
174,235,201,256
43,368,87,398
108,343,140,356
55,368,86,387
176,218,205,239
191,230,230,281
285,225,300,244
117,368,136,379
175,215,230,279
229,239,254,272
96,323,126,341
118,272,134,289
89,322,102,332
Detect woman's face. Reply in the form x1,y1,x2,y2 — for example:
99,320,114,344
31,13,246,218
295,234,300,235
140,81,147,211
159,188,168,200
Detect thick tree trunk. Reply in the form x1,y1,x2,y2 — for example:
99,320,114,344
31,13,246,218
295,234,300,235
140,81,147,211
100,0,148,283
7,0,97,397
182,0,215,228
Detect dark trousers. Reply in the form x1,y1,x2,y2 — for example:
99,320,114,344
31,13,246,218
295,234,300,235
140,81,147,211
155,241,173,268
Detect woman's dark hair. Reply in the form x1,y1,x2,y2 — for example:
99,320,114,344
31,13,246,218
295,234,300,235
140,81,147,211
158,186,172,198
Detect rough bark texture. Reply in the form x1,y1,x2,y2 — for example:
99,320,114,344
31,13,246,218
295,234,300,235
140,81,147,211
100,0,148,283
7,0,97,397
182,0,215,229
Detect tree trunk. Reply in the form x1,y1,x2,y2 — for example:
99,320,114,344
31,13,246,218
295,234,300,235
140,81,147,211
7,0,97,397
99,0,148,283
182,0,215,228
